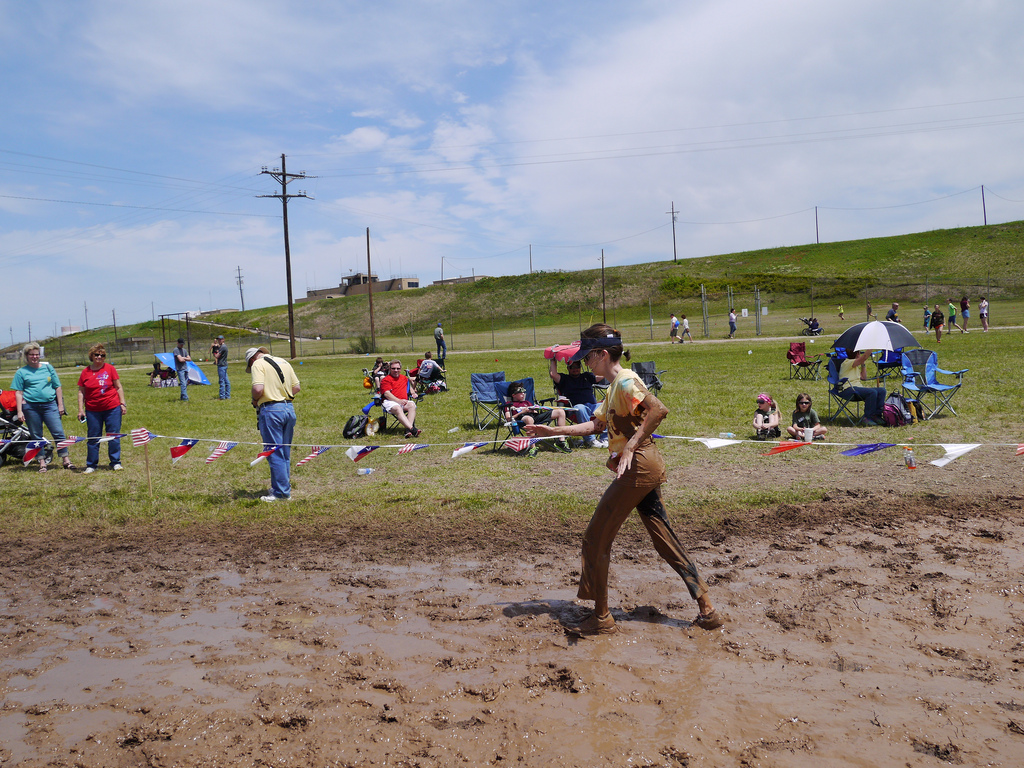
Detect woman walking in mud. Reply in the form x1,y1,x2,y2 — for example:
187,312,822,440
524,323,723,635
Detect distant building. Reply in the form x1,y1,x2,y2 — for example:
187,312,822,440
300,272,420,302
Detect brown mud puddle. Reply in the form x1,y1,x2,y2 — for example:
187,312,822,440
3,496,1024,766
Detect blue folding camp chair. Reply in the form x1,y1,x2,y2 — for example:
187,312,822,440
874,349,904,384
824,354,861,425
491,378,557,452
900,349,968,419
470,371,505,429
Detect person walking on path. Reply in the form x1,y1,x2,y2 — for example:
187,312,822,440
727,309,737,339
979,297,989,331
923,304,931,331
524,323,724,636
173,338,191,402
866,301,876,321
247,346,300,502
681,314,693,342
838,304,845,321
947,299,964,333
434,322,446,361
76,343,127,473
212,335,231,399
12,342,74,471
668,314,680,343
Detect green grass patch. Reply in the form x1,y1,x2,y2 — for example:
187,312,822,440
1,321,1019,535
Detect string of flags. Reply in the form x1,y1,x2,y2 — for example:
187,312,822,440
1,428,1021,469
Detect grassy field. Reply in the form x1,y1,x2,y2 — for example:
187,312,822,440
1,321,1017,534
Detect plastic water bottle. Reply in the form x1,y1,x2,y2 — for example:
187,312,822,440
357,468,375,475
903,447,916,470
719,432,736,439
447,426,460,433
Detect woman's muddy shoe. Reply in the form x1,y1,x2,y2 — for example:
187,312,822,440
564,611,617,636
692,609,725,630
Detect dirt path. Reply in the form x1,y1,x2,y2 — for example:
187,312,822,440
3,492,1024,767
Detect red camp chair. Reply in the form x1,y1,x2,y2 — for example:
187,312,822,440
787,342,822,381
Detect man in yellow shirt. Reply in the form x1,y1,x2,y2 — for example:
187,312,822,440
246,346,301,501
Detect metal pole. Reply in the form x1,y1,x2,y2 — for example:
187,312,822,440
982,185,987,225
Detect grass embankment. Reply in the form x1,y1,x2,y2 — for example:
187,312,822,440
1,324,1018,536
15,220,1024,366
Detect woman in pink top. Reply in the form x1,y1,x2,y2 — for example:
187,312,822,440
77,344,127,473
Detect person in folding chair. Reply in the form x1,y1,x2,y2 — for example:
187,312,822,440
507,382,571,454
379,360,421,439
548,356,603,448
417,351,446,390
523,323,723,636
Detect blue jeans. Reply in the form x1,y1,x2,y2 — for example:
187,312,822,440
21,400,68,459
86,407,122,468
571,403,598,446
258,401,296,499
177,368,189,401
436,338,446,360
840,386,885,421
218,366,231,399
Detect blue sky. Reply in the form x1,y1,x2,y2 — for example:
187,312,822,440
2,1,1023,342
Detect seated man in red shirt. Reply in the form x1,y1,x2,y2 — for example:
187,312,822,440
379,360,421,438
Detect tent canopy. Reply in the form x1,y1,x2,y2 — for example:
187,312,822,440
154,353,211,385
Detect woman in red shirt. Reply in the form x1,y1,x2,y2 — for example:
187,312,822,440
77,344,127,473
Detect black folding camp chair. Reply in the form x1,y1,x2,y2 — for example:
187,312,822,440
630,361,665,394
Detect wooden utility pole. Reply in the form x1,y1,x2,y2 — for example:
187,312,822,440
367,228,376,353
259,154,314,359
667,202,678,263
601,249,606,323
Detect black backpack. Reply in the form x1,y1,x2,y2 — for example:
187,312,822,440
343,413,369,439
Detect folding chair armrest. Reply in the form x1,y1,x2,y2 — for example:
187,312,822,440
656,370,667,375
537,396,557,407
936,367,968,377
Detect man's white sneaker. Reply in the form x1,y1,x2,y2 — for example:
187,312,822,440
83,467,96,475
112,464,123,471
259,495,277,502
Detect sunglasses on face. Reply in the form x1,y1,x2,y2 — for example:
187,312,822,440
798,401,810,405
93,354,106,358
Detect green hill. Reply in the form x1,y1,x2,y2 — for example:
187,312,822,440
13,220,1023,360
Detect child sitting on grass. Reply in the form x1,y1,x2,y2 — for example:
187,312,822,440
786,393,827,441
753,393,781,440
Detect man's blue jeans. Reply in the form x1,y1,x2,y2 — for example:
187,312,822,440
218,366,231,399
22,400,68,459
436,338,446,360
571,403,598,446
177,368,189,401
85,407,122,468
840,386,885,421
258,401,295,499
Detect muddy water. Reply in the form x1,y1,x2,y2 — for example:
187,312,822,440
2,511,1024,766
